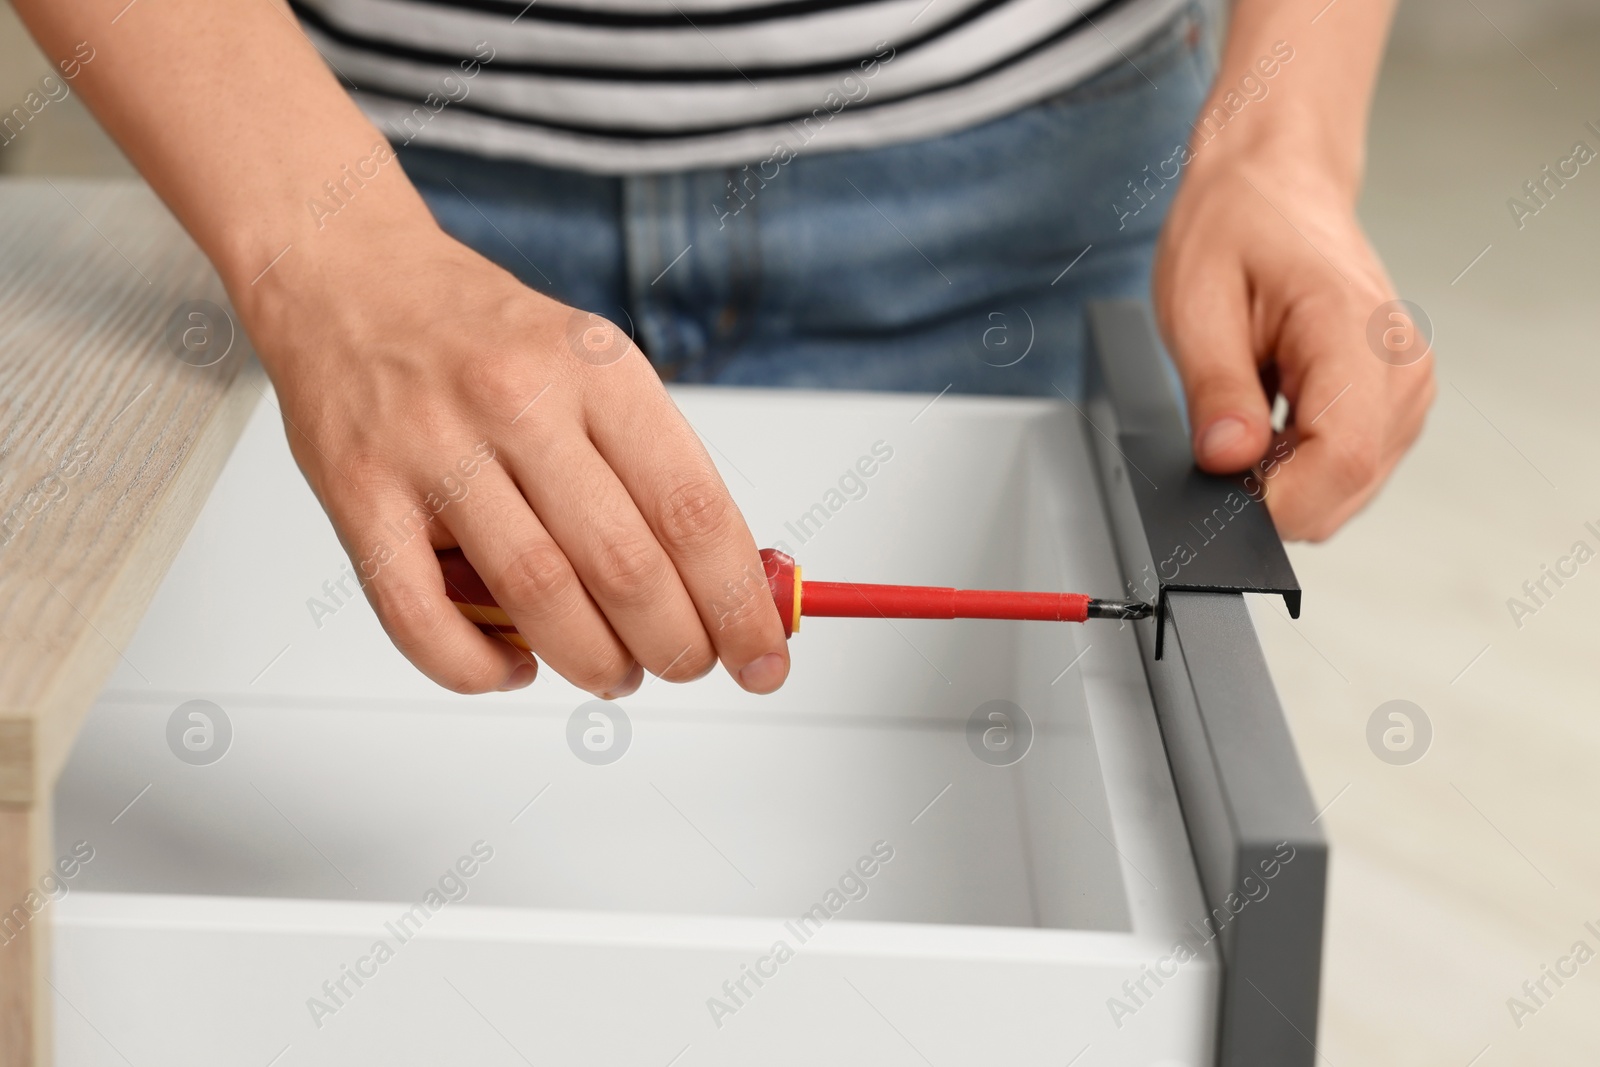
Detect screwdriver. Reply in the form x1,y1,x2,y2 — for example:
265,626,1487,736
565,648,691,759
439,548,1151,652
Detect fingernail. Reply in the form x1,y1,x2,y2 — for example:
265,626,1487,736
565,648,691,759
602,661,645,700
1199,417,1248,462
737,652,788,695
498,662,537,691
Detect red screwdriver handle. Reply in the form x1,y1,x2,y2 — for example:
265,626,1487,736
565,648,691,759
759,548,1089,636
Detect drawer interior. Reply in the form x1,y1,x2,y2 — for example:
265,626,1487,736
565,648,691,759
58,387,1183,936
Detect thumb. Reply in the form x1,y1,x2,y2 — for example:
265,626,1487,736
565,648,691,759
1163,285,1274,473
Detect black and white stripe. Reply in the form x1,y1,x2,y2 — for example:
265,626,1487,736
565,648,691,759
295,0,1184,172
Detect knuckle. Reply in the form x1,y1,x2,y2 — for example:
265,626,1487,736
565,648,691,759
1328,436,1381,488
582,318,623,350
657,476,734,549
496,542,578,619
705,564,775,634
567,315,634,365
376,579,446,643
592,534,667,603
339,449,397,491
406,404,454,448
374,582,498,694
458,353,531,415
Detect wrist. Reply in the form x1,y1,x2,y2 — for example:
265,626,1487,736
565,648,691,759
1184,103,1364,207
224,191,446,366
1188,0,1394,205
228,204,451,383
212,142,440,314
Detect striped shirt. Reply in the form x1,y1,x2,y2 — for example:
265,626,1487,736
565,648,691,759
294,0,1185,174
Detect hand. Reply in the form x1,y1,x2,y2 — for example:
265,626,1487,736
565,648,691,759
238,216,791,697
1152,150,1435,540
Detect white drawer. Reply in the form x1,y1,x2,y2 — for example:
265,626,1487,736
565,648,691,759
55,384,1221,1067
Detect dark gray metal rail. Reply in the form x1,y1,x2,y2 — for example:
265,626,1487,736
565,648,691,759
1084,300,1328,1067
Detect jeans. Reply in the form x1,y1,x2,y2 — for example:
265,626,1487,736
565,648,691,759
399,4,1212,398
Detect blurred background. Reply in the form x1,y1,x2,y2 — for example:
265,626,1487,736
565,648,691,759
4,1,1598,1063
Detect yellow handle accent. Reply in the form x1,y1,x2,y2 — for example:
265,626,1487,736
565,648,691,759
792,565,803,635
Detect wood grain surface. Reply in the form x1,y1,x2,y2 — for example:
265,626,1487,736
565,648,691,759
0,179,264,1067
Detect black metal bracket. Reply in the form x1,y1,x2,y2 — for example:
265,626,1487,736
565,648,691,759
1082,301,1301,658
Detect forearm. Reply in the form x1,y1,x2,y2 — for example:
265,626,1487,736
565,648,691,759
11,0,433,308
1195,0,1398,198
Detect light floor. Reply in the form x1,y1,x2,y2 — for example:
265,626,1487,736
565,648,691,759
4,10,1598,1065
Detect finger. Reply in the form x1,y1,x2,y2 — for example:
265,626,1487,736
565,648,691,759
442,468,643,698
505,420,719,684
1259,326,1402,541
331,487,536,694
1161,265,1275,472
584,365,790,695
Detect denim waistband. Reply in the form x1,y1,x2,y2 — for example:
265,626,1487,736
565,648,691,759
399,2,1212,398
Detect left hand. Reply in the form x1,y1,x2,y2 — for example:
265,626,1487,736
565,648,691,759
1152,149,1436,541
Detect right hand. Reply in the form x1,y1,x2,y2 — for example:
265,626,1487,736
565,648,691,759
237,214,791,698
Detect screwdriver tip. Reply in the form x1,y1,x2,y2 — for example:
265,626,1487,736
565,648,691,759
1086,598,1154,621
